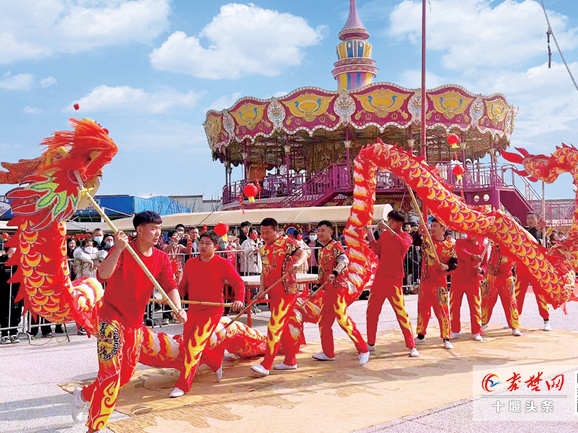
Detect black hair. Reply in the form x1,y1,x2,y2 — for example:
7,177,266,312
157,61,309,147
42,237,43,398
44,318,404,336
260,217,278,229
241,221,252,228
168,230,177,238
199,231,219,245
387,210,406,223
175,224,186,230
249,227,259,235
93,228,103,233
133,211,162,229
82,239,94,247
317,220,335,232
431,218,441,226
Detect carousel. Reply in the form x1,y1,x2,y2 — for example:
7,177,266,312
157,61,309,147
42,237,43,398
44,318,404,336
204,0,530,220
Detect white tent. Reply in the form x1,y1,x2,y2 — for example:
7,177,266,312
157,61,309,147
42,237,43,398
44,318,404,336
66,204,393,232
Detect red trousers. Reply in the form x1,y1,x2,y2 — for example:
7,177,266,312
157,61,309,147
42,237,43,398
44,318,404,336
416,278,450,340
450,280,482,335
366,277,415,349
174,310,221,393
82,320,142,431
515,271,549,320
482,275,520,329
261,290,298,370
319,283,368,358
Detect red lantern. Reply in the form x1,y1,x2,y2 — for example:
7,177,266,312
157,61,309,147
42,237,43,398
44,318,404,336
452,164,465,176
73,103,80,111
2,233,9,241
214,222,229,237
243,183,259,203
447,133,460,146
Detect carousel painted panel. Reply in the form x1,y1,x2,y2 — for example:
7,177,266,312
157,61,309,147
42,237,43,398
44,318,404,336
280,89,340,134
349,83,414,130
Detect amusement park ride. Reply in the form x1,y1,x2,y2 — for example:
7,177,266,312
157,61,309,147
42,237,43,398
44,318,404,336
204,0,571,226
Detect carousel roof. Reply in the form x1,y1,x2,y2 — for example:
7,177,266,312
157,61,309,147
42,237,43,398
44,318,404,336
204,82,518,166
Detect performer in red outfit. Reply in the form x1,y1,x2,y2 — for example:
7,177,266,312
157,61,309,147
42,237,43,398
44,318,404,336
416,219,457,349
250,218,308,377
515,212,551,331
365,210,417,357
481,243,521,336
450,235,487,341
170,232,245,397
313,220,369,365
72,211,186,432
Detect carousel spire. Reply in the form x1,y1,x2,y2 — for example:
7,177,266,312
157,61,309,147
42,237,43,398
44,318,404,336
332,0,378,90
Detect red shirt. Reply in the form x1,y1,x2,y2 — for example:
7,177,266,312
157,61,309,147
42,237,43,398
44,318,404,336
421,238,457,283
370,231,413,279
99,243,177,328
261,235,299,294
453,239,486,283
487,245,515,279
179,255,245,312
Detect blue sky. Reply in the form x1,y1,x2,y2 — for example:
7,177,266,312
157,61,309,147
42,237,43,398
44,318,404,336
1,0,577,200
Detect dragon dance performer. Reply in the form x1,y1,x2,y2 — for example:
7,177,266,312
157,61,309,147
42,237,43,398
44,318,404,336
515,212,551,331
250,218,308,377
72,211,186,432
481,244,522,336
313,220,369,364
450,234,487,342
416,219,458,349
170,231,245,398
365,211,418,357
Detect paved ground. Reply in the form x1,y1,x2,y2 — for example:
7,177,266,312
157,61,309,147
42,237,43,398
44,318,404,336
1,292,577,433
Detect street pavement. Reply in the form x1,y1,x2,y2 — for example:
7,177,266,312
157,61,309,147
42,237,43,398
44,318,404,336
1,292,577,433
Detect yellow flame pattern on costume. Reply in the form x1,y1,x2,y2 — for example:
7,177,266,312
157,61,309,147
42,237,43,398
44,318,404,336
183,321,214,380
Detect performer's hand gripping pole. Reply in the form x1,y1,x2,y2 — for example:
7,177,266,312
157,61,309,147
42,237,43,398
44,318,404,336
407,187,441,265
74,172,181,316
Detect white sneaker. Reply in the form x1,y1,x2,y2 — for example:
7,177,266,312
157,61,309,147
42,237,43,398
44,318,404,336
358,351,370,366
367,344,375,352
10,335,20,344
416,334,425,344
312,352,335,361
473,333,483,342
215,365,223,383
250,364,269,377
544,320,552,332
71,387,87,423
274,363,298,371
0,336,10,344
409,348,419,357
482,323,489,330
512,328,522,337
169,387,185,398
451,332,460,339
443,340,453,350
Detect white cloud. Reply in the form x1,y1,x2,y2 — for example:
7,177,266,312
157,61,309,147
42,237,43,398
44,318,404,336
23,106,42,114
150,3,325,79
273,91,288,98
0,0,170,64
389,0,578,73
68,85,202,113
0,73,34,90
476,61,578,139
206,92,242,112
40,76,57,88
120,121,208,153
396,69,449,89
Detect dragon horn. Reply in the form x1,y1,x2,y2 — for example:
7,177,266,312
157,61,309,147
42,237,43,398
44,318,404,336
501,149,525,164
514,147,530,157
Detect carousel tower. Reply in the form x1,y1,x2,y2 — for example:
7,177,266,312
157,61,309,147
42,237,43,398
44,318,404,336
332,0,378,90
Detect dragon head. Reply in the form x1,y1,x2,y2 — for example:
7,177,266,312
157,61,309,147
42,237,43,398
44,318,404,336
502,145,574,184
4,118,118,230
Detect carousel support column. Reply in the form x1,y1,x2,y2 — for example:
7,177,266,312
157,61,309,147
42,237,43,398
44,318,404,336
488,147,500,209
225,160,231,203
284,144,291,194
344,139,352,186
420,0,428,223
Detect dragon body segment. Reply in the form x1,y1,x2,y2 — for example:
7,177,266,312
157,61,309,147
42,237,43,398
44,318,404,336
349,141,573,308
